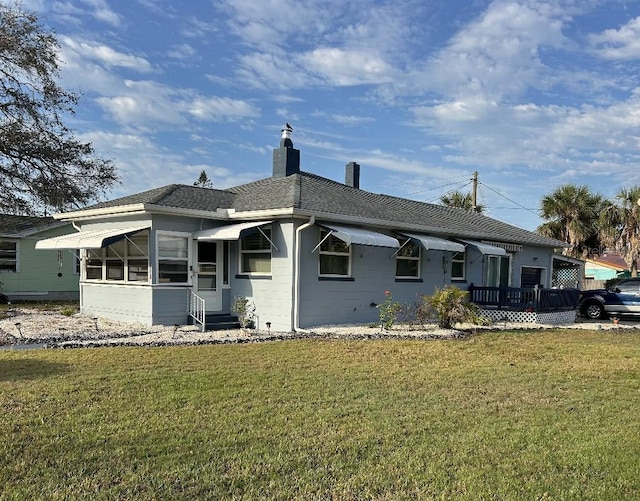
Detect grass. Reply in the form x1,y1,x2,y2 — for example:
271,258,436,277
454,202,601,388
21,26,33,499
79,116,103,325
1,330,639,500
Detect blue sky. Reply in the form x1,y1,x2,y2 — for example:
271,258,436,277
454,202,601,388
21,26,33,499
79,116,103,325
22,0,640,231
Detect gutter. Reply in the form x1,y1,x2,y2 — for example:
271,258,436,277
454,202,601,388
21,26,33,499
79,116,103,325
293,216,315,332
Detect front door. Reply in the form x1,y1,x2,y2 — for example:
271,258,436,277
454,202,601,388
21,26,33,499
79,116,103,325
487,255,511,287
195,240,222,311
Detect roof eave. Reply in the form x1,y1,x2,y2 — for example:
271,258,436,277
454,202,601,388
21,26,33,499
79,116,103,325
53,204,148,220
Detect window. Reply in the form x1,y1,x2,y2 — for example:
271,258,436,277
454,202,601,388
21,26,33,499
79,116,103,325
0,239,17,272
85,249,103,280
240,227,272,274
158,233,189,283
105,239,125,280
127,233,149,281
396,239,420,278
451,251,465,280
83,231,149,282
615,280,640,294
319,230,350,276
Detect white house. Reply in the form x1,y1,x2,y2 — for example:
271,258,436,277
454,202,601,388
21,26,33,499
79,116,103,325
36,127,565,331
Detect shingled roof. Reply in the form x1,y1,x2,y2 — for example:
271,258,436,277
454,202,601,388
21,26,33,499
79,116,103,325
77,171,562,248
230,173,562,246
0,214,64,237
86,184,235,212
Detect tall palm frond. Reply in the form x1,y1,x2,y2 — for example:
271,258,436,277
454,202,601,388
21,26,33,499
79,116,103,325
536,184,604,258
600,186,640,276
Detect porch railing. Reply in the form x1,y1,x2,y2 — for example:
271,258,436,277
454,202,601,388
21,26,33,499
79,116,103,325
189,290,206,332
468,284,579,312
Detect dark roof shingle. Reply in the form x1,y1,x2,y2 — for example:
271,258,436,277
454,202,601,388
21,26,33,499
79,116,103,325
79,171,562,247
0,214,60,236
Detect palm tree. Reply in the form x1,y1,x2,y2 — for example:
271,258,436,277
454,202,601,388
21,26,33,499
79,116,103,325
599,186,640,277
536,184,605,258
440,191,485,213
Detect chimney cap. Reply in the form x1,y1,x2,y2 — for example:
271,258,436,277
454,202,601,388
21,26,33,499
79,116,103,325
282,122,293,138
280,123,293,148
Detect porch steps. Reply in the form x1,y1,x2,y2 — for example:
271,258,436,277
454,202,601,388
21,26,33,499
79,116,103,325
203,313,241,331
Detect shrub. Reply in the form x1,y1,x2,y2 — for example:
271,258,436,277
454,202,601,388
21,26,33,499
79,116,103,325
422,285,484,329
378,290,401,331
60,307,77,317
231,297,255,329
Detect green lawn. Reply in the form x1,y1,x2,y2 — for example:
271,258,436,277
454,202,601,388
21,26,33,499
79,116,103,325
1,330,639,500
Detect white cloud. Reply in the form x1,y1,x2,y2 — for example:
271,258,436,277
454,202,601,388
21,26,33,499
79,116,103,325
589,16,640,60
219,0,340,48
421,1,569,100
60,36,153,73
236,52,310,89
188,97,260,121
299,48,396,86
95,80,260,129
81,131,260,195
226,0,415,89
167,43,197,60
81,0,122,26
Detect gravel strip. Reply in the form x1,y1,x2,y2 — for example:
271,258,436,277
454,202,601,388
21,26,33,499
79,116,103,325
0,308,637,349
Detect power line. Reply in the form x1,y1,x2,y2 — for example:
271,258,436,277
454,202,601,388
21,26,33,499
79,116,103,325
425,181,473,204
410,171,542,215
479,182,541,217
404,174,472,197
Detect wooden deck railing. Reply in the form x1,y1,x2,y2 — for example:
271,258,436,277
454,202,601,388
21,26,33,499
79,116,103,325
468,284,579,311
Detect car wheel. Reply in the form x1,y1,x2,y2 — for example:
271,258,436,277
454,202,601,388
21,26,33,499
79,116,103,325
584,301,605,320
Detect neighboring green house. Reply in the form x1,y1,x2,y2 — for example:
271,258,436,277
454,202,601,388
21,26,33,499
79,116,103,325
0,214,79,301
585,254,639,281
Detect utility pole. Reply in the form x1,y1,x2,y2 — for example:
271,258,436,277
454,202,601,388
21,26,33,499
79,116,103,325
471,171,478,212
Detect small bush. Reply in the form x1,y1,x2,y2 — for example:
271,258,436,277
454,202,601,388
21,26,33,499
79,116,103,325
60,307,77,317
422,285,485,329
231,297,255,329
378,290,402,330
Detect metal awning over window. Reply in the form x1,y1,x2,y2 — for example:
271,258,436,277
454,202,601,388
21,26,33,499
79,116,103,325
35,226,149,250
459,239,507,256
194,221,272,240
398,232,464,252
318,224,399,248
195,220,278,250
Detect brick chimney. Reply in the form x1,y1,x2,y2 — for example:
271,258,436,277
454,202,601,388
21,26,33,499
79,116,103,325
272,123,300,177
345,162,360,189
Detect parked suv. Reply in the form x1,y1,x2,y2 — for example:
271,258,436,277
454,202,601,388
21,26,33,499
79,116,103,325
579,278,640,319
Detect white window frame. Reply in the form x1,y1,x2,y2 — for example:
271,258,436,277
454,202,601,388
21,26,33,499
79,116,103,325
83,231,150,283
395,238,421,279
0,239,18,273
451,251,465,280
318,230,351,277
239,226,272,276
156,231,191,284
